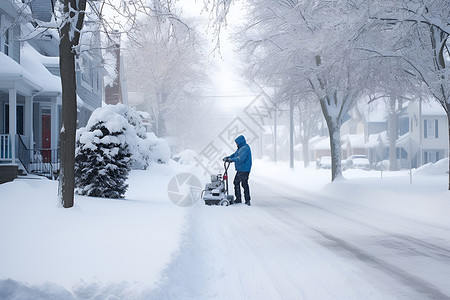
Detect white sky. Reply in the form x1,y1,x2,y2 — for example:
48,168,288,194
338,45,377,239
176,1,256,113
103,0,256,114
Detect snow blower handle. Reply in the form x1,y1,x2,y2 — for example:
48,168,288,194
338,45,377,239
223,160,231,196
223,160,231,174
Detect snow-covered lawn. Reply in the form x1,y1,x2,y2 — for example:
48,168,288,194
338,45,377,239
1,159,449,299
0,162,195,299
253,159,450,225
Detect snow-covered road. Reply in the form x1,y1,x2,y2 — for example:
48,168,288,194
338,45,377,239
151,177,450,300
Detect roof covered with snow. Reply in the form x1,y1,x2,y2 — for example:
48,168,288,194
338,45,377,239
0,51,41,90
422,101,446,116
21,43,61,94
313,137,331,150
0,43,62,95
345,134,365,148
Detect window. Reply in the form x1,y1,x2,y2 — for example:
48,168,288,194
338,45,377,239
399,117,409,135
96,72,101,92
4,104,24,135
424,151,441,164
424,119,438,139
81,57,93,88
435,119,438,138
4,27,10,55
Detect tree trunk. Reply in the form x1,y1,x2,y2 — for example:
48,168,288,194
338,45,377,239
157,113,166,137
328,125,342,181
289,100,294,169
448,112,450,190
302,140,310,168
388,97,399,171
57,11,77,208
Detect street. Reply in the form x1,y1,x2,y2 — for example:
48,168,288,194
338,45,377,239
151,177,450,300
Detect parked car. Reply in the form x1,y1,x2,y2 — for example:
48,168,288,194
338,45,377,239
345,155,371,170
318,156,332,169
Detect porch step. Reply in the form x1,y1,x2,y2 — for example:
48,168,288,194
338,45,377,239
0,165,19,184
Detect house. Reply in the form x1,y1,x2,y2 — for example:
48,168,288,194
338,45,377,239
0,1,104,182
397,100,448,167
343,134,366,159
365,131,388,168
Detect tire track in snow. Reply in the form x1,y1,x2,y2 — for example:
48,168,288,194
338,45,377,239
254,183,450,299
312,229,450,300
254,176,450,261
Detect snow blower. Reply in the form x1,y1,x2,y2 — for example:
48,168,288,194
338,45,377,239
202,160,235,206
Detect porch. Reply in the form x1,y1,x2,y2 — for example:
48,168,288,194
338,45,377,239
0,134,60,179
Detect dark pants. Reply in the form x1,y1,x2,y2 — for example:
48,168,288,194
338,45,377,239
233,171,250,203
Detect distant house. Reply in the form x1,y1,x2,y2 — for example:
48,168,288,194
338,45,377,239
365,131,388,168
343,134,366,158
397,100,448,167
0,1,104,181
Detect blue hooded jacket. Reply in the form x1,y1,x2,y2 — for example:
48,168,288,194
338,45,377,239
229,135,252,172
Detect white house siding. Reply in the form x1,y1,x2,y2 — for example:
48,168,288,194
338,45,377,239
400,100,448,165
422,116,448,163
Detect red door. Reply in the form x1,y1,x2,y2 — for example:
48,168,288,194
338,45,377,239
42,115,51,162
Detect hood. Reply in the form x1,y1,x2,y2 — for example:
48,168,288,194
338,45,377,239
235,135,246,147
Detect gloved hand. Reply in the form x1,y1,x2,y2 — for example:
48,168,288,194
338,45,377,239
223,156,230,162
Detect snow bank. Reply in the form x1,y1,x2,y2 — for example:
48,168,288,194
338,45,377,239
172,149,198,165
146,132,171,164
253,159,450,227
414,158,449,176
0,162,194,299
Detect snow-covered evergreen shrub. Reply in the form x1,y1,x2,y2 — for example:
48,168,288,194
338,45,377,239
75,108,132,198
107,104,151,169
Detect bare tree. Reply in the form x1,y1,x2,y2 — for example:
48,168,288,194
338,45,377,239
16,0,178,207
235,0,375,181
124,16,209,138
368,0,450,188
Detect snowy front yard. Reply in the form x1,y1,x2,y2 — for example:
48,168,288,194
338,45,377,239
0,162,195,299
1,159,449,299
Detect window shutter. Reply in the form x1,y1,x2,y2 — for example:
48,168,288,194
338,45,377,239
435,119,438,138
424,120,427,138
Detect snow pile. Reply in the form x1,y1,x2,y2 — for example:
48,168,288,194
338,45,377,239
146,132,171,164
173,149,198,165
414,158,449,176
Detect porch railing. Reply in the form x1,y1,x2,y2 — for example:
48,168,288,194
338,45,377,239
17,135,60,179
0,134,11,160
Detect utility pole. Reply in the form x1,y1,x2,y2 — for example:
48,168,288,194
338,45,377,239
290,100,294,169
273,104,277,162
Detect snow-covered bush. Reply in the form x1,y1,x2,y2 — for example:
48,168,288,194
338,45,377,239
106,104,151,169
75,108,132,198
146,132,171,164
75,104,172,198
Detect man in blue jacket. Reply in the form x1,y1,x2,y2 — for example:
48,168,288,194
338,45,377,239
224,135,252,206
